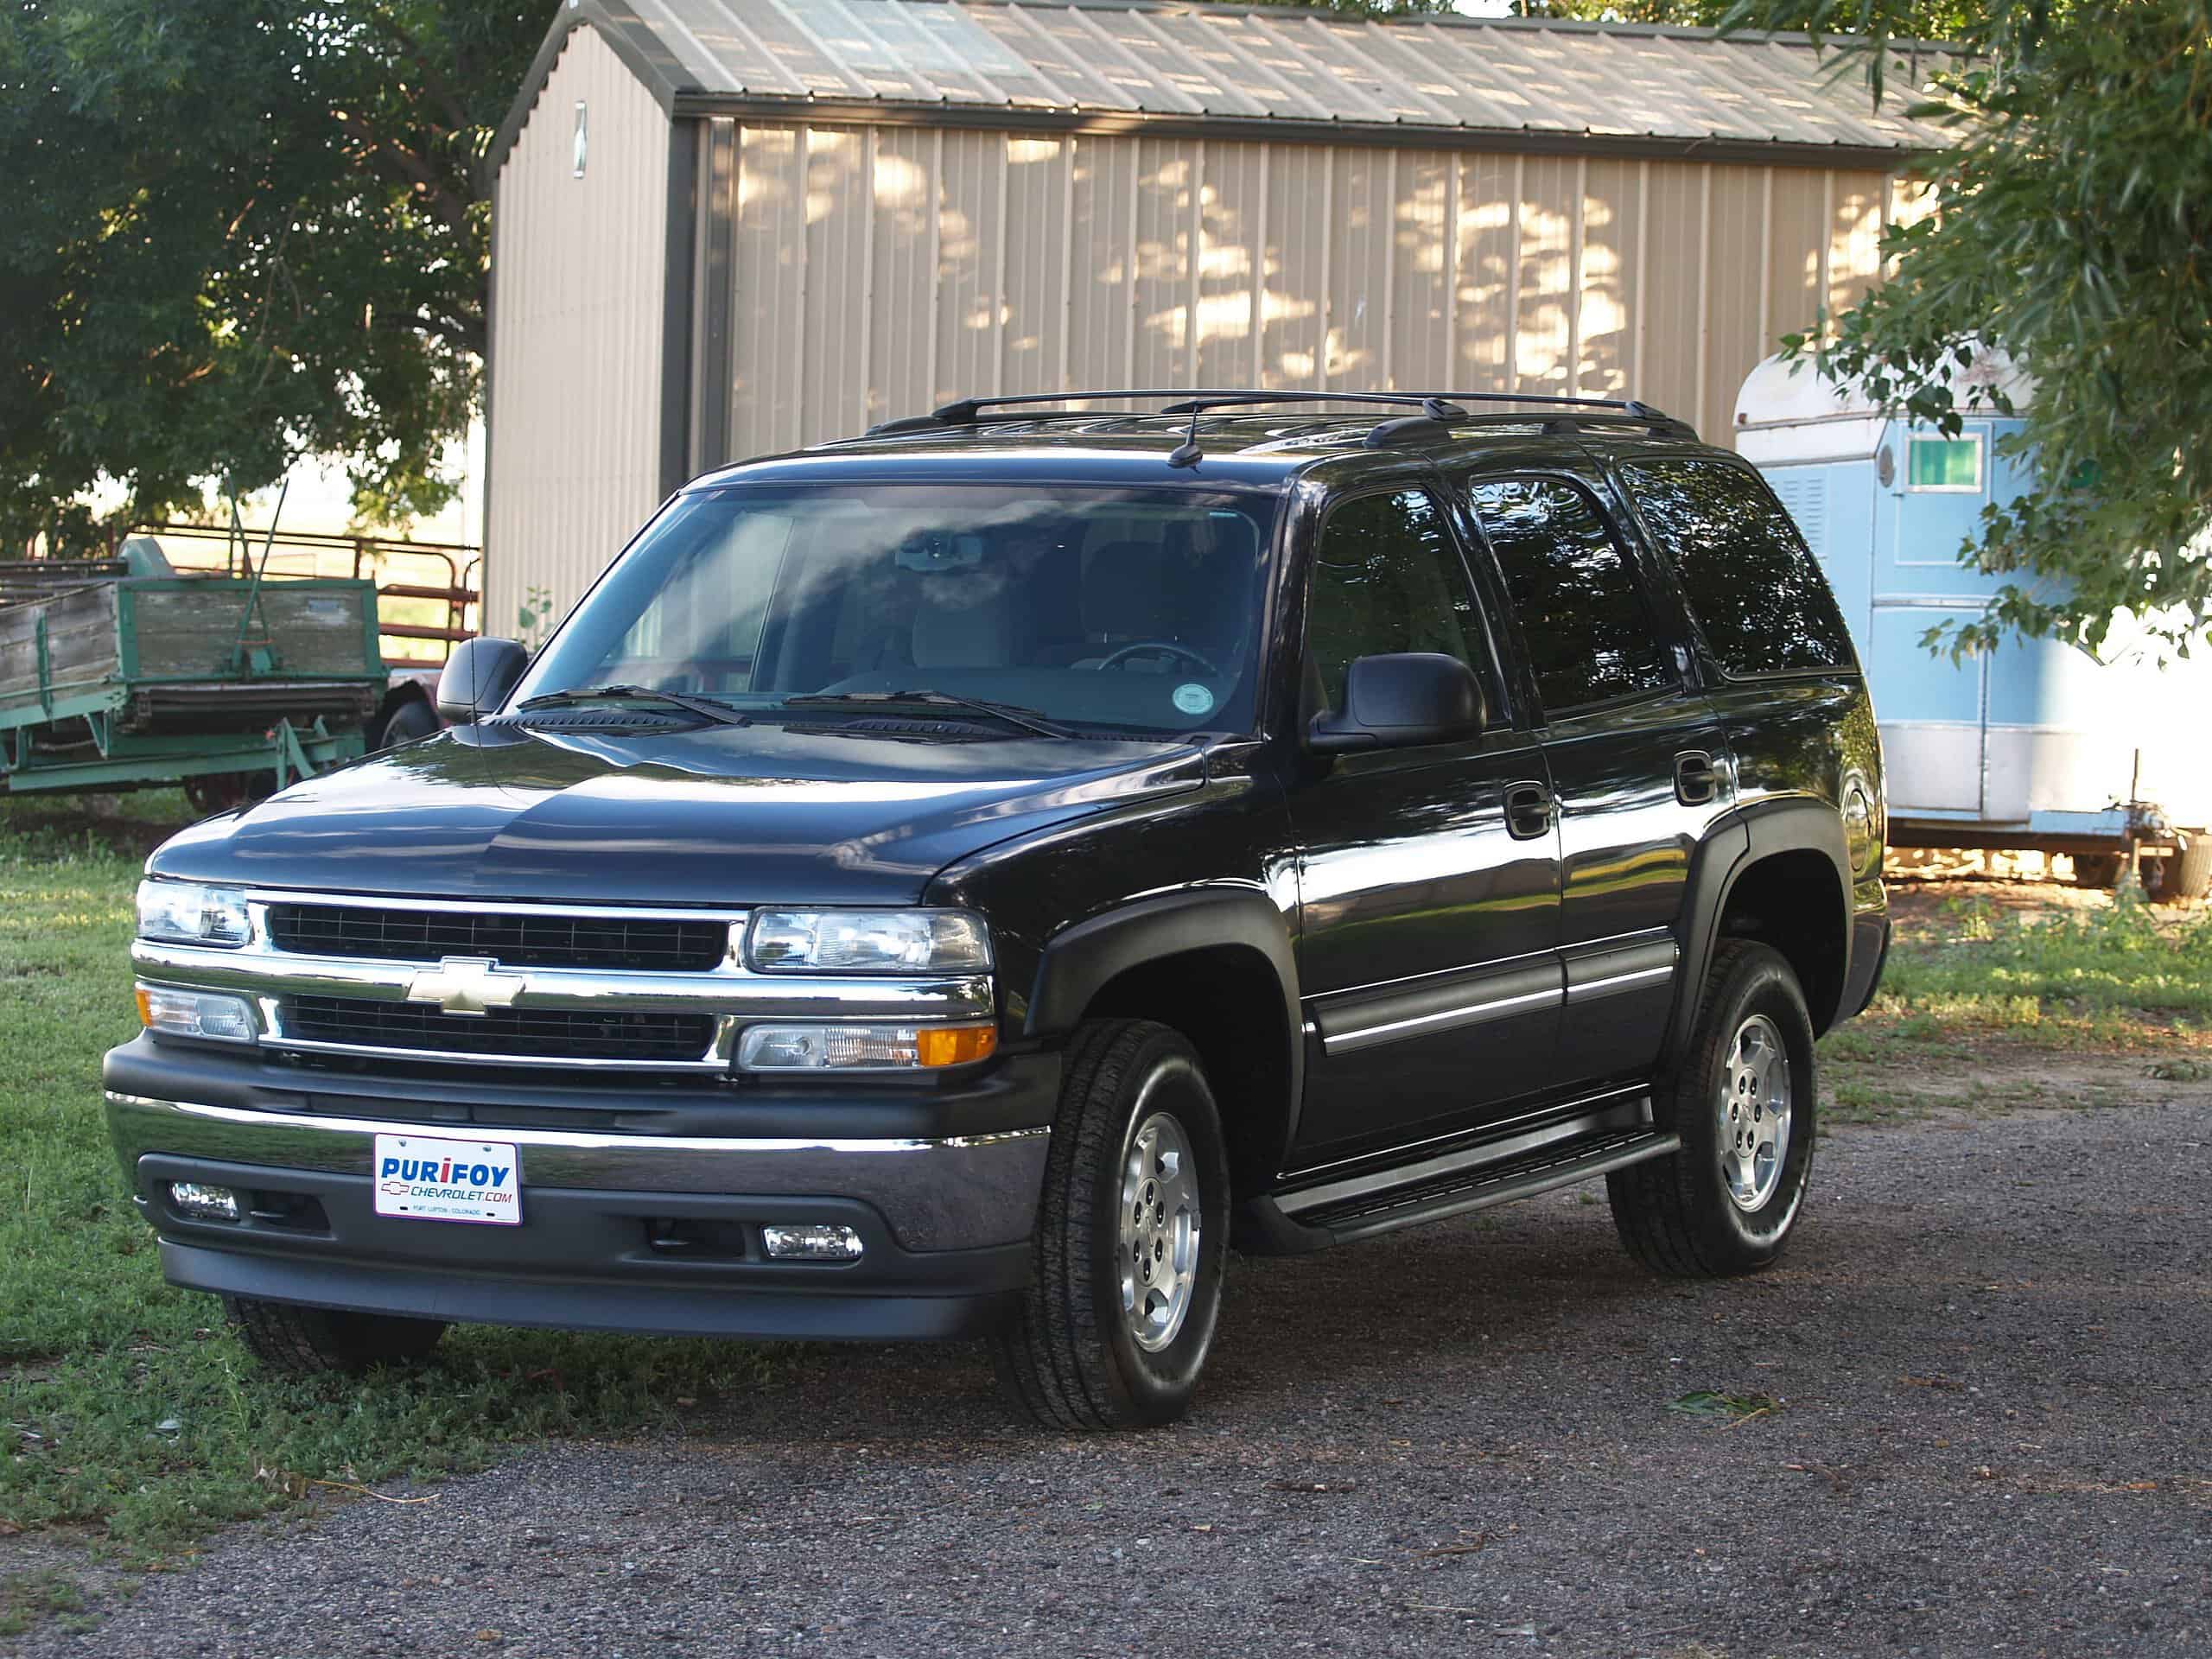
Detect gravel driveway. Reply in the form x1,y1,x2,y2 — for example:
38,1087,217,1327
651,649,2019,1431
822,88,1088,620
16,1097,2211,1659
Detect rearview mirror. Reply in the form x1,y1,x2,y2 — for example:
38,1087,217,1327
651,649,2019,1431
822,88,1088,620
435,637,530,726
1307,652,1487,753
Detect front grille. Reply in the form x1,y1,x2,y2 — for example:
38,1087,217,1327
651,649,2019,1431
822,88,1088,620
280,995,718,1065
265,904,728,972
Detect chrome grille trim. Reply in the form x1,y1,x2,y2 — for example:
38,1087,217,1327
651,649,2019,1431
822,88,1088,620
134,890,995,1071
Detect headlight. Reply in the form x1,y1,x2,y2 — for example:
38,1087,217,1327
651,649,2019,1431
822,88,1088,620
736,1022,998,1071
746,909,990,975
137,880,251,947
136,984,257,1043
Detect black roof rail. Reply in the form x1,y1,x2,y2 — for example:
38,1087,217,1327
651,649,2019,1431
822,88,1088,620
861,387,1695,448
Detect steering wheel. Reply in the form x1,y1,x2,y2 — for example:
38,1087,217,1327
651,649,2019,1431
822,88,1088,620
1093,639,1224,677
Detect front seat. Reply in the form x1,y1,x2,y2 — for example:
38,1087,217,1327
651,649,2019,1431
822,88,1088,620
1073,539,1174,666
911,574,1016,668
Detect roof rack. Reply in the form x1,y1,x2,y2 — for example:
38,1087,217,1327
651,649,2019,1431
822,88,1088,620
865,388,1693,449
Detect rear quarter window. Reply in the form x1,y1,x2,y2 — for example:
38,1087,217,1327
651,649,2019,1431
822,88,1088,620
1622,457,1856,677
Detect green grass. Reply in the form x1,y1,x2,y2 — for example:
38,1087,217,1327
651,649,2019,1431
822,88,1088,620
1820,890,2212,1122
0,1567,89,1637
0,798,783,1586
1827,893,2212,1061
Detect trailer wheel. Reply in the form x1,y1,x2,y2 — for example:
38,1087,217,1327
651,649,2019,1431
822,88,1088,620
2070,852,2121,889
2173,837,2212,903
372,693,440,751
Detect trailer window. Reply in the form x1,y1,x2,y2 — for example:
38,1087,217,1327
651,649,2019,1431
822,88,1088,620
1906,434,1984,493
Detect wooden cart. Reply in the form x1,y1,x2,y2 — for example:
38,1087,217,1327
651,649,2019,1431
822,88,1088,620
0,556,388,800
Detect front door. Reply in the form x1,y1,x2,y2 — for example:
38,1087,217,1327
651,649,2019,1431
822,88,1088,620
1286,485,1561,1164
1465,471,1730,1090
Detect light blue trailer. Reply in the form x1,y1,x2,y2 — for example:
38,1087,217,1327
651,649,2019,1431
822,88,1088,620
1735,354,2209,894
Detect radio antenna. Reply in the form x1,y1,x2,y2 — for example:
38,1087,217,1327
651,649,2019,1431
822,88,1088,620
1167,397,1203,468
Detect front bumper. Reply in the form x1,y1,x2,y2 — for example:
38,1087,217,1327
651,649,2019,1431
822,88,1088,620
105,1069,1053,1342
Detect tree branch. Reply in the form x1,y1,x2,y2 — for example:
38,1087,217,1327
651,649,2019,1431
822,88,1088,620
330,108,478,238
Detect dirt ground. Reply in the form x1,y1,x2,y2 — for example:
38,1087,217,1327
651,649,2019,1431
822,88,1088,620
12,1085,2211,1659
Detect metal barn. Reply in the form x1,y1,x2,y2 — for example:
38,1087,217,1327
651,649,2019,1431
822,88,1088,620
483,0,1948,634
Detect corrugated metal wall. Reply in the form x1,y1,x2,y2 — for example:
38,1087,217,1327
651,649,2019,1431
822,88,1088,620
486,29,671,639
702,123,1904,474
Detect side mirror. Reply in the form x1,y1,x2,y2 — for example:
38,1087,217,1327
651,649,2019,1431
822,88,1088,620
435,637,530,725
1307,652,1488,754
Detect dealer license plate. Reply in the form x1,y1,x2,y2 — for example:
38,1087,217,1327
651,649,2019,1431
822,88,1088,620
372,1134,524,1226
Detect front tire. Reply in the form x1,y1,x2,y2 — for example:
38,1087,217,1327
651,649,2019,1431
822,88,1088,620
993,1020,1230,1430
1608,940,1816,1277
223,1296,448,1375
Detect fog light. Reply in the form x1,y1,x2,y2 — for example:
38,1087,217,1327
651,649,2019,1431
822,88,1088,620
136,984,257,1043
168,1182,240,1222
761,1224,864,1262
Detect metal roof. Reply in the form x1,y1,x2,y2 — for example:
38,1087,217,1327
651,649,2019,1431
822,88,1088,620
499,0,1955,171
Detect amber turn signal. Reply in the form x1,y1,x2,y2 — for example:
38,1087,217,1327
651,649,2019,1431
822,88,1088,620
916,1023,998,1067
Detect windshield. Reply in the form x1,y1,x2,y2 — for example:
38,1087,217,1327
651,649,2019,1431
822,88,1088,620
512,483,1281,736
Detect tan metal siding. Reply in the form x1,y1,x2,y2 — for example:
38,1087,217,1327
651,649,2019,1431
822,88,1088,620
699,127,1895,465
486,28,669,634
731,124,804,461
1702,165,1767,442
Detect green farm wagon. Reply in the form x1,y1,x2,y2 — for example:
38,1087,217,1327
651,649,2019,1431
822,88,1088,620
0,546,390,804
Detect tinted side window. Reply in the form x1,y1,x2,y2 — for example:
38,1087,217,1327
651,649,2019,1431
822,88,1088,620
1304,489,1481,710
1624,458,1855,676
1469,477,1674,715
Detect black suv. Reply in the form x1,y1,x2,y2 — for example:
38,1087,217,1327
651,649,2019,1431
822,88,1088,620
107,391,1888,1427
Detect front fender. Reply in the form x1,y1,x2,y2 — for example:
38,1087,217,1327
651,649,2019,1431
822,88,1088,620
1025,887,1306,1156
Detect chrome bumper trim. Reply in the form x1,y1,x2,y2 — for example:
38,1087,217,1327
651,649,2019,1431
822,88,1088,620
106,1092,1050,1252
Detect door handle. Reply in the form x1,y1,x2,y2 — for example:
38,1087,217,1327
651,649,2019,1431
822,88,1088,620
1504,781,1554,841
1675,750,1720,807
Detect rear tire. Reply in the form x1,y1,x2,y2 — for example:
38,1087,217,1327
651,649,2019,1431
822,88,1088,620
223,1296,447,1375
992,1020,1230,1430
1608,940,1816,1277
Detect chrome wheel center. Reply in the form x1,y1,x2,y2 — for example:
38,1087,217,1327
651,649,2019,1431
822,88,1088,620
1118,1107,1200,1352
1718,1013,1792,1212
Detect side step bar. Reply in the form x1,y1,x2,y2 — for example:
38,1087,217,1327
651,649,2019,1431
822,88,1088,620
1278,1125,1681,1245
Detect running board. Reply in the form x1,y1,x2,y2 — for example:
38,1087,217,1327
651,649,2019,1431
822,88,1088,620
1278,1126,1681,1244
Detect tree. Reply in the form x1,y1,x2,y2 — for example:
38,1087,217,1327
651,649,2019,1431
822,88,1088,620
1510,0,1980,34
0,2,544,553
1524,0,2210,657
1757,0,2212,657
1244,0,1456,14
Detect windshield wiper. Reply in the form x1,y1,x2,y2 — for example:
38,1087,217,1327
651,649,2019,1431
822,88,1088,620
783,690,1073,740
517,683,751,728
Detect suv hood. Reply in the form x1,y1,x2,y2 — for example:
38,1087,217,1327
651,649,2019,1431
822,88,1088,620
149,723,1208,905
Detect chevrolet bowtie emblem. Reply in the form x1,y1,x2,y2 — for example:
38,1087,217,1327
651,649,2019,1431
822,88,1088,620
404,956,527,1017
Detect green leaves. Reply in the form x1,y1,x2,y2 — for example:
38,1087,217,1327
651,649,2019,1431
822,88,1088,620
0,2,544,550
1508,0,2210,655
1776,0,2212,656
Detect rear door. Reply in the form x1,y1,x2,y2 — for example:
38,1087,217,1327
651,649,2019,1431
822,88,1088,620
1285,484,1561,1163
1462,467,1728,1091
